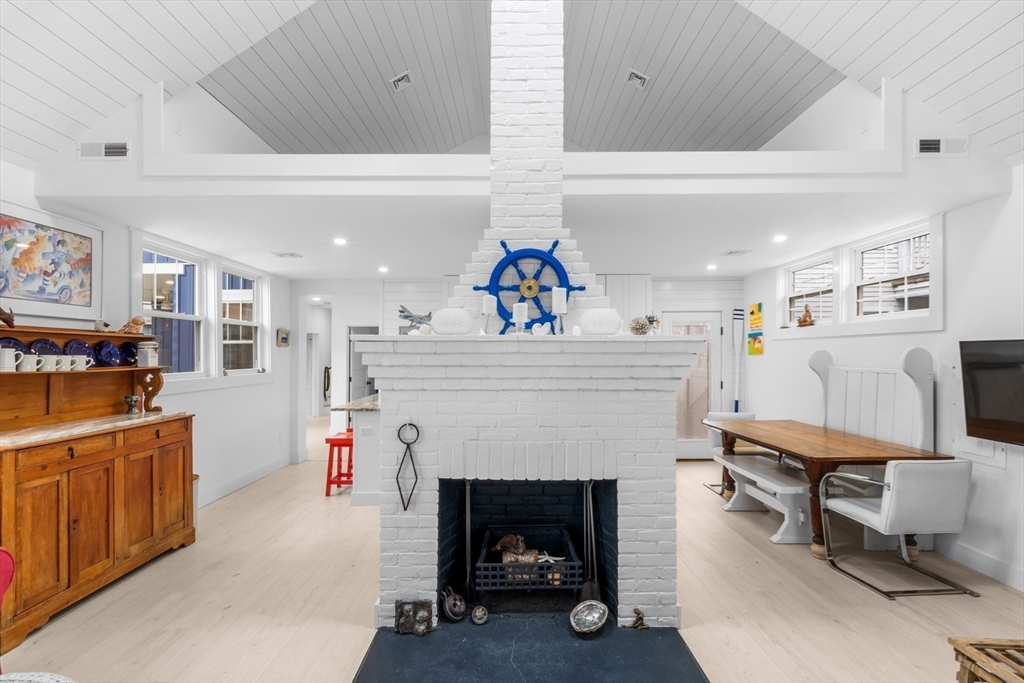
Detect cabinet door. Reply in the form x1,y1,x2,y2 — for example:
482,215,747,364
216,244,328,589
69,459,116,584
15,473,68,612
123,449,159,558
156,443,187,538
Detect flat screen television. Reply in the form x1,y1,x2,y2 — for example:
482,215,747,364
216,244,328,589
959,340,1024,446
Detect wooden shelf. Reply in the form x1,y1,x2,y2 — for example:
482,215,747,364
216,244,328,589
0,324,154,345
0,366,166,375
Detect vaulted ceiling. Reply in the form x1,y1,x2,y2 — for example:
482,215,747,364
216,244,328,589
1,0,1022,166
0,0,315,169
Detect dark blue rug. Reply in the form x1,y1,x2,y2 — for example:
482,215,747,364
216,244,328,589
353,613,709,683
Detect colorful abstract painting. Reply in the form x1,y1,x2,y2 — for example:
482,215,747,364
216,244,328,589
747,302,763,355
0,213,93,307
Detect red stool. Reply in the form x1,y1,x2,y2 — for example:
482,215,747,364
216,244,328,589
325,430,354,496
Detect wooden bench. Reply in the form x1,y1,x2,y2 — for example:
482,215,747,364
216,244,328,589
713,454,813,544
948,638,1024,683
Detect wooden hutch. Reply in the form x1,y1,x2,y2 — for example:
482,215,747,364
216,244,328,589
0,326,195,654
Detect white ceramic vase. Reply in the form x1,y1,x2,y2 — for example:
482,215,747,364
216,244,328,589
579,308,622,335
430,308,474,335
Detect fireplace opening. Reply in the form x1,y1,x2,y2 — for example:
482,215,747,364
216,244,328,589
438,479,617,617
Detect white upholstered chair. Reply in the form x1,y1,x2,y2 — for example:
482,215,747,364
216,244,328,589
820,459,979,600
704,412,779,495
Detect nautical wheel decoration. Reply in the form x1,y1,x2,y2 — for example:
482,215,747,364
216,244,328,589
474,240,585,334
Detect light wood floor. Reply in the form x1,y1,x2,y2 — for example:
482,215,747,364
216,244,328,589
305,415,331,462
4,460,1022,682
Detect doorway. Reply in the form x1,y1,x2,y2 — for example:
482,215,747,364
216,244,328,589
347,326,378,428
663,311,722,460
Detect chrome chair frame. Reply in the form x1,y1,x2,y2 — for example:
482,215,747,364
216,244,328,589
819,471,980,600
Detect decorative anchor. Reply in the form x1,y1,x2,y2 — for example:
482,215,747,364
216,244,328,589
473,240,585,335
396,422,420,511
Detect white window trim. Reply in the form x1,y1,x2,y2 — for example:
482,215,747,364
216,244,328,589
779,251,837,328
775,215,944,340
220,262,268,376
131,229,274,386
137,235,211,379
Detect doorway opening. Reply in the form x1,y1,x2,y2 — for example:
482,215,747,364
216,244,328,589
347,326,379,429
663,311,722,460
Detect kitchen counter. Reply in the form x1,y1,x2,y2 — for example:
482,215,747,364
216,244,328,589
332,393,379,412
1,411,191,448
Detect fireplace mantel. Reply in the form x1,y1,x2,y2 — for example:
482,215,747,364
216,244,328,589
356,334,701,628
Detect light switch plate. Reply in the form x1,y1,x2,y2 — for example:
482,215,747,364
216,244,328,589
360,426,374,436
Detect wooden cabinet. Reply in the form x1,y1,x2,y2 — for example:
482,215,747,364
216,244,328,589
0,324,190,654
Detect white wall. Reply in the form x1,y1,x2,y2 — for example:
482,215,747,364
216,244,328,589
0,160,295,509
761,78,881,152
162,85,276,155
742,166,1024,590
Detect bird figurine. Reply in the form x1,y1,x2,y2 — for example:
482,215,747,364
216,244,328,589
117,316,146,335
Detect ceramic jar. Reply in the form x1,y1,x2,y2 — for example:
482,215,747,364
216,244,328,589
138,341,159,367
430,308,474,336
579,308,622,335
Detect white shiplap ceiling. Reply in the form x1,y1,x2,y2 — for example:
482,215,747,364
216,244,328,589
199,0,491,154
201,0,845,153
740,0,1024,164
0,0,315,169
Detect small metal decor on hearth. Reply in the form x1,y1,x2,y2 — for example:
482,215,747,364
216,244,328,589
471,605,488,625
395,599,433,636
396,422,420,511
625,608,650,630
124,395,140,414
441,586,466,622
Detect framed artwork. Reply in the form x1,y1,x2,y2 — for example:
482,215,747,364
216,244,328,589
747,302,764,355
0,202,103,321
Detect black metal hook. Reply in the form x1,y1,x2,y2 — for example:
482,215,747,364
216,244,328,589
396,422,419,511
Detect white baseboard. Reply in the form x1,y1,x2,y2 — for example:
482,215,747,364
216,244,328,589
197,453,292,508
936,538,1024,592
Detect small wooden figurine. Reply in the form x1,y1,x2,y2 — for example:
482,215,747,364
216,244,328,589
117,315,146,334
797,304,814,327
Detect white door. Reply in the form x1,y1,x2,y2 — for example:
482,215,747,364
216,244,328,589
663,311,722,460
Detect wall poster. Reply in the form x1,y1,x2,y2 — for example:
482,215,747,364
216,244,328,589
0,203,103,320
747,302,763,355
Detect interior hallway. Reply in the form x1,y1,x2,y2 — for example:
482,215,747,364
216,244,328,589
306,415,332,462
3,461,1020,682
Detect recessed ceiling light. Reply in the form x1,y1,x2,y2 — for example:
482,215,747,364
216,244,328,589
273,252,303,258
707,264,717,270
312,296,321,301
378,266,389,273
773,235,787,242
334,238,347,245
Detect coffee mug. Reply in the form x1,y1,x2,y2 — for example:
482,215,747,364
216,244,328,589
17,354,45,372
0,348,23,372
40,355,71,372
70,355,94,371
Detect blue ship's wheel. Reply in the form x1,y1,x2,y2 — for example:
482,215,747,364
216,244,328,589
474,240,585,334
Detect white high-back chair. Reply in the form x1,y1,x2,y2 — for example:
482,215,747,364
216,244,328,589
820,459,979,600
704,412,779,496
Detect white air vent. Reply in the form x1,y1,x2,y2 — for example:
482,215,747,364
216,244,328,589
914,137,969,158
78,141,130,160
389,71,413,93
722,250,750,256
272,252,303,258
625,69,649,91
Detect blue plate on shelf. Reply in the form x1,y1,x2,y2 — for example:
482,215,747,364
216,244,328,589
119,342,138,366
30,338,63,356
0,337,29,355
94,340,124,367
64,339,97,364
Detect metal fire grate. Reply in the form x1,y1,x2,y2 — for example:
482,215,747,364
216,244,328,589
476,525,583,592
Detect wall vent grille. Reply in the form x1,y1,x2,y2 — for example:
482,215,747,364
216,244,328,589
915,137,969,157
78,141,130,160
389,71,413,93
625,69,649,91
722,250,750,256
272,252,303,258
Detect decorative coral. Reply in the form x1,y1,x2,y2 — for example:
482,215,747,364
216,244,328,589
630,316,651,336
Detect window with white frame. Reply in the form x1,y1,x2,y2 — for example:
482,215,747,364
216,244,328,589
142,249,203,374
221,270,260,372
854,231,930,317
786,259,834,325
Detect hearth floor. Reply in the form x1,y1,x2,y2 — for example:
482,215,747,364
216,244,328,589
353,613,708,683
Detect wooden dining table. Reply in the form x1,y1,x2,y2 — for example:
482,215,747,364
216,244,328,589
701,419,953,559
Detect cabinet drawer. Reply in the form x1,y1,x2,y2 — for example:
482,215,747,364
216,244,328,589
16,433,116,469
124,419,188,446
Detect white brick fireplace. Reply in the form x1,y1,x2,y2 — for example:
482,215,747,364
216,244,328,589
356,0,700,629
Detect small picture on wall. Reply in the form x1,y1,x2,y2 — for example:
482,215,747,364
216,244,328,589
0,213,93,307
747,302,764,355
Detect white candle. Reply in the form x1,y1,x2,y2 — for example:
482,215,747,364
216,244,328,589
482,294,497,316
512,302,528,324
552,287,567,315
